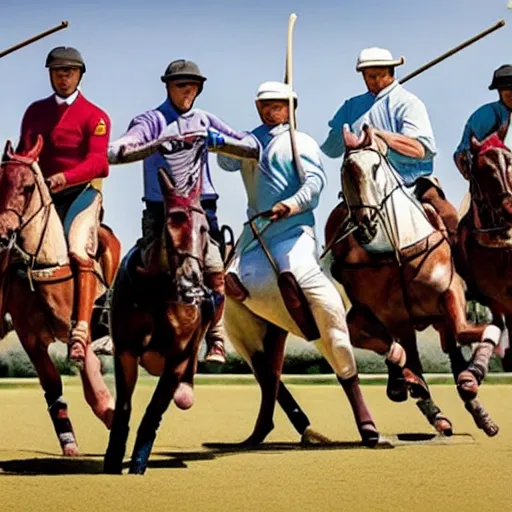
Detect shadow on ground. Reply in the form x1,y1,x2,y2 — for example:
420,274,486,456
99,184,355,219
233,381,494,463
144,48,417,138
0,432,476,475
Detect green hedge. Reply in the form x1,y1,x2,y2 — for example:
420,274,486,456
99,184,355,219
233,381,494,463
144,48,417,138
0,337,505,378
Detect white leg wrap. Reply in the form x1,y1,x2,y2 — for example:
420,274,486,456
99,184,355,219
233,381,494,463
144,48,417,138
482,325,501,346
386,341,406,367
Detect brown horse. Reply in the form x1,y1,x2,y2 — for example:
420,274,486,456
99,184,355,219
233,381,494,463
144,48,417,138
458,121,512,370
103,168,217,475
0,136,121,455
324,124,499,436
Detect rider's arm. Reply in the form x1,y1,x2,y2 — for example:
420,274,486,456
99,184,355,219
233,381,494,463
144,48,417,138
280,133,327,215
108,112,163,164
62,113,111,187
320,101,350,159
216,133,260,172
16,103,37,154
453,104,502,179
377,97,436,159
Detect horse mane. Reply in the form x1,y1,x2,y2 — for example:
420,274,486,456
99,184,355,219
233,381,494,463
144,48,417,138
479,133,509,155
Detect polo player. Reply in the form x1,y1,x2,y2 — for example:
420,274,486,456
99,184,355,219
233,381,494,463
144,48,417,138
214,81,380,445
453,64,512,293
108,59,246,365
16,46,111,368
321,47,459,242
454,64,512,177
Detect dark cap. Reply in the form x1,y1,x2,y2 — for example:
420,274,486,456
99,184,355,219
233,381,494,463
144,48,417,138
160,59,206,83
489,64,512,90
45,46,86,72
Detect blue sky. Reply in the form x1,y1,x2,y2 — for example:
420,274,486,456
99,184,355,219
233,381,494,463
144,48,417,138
0,0,511,252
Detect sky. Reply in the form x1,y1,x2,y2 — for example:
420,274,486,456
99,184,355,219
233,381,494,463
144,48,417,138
0,0,511,253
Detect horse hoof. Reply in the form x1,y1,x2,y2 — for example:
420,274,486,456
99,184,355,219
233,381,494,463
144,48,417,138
465,400,499,437
301,426,332,446
457,371,478,401
360,425,380,447
174,383,194,410
62,443,79,457
434,417,453,437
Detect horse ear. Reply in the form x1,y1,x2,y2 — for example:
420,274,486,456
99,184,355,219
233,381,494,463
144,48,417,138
2,139,13,162
26,134,43,161
343,124,364,150
361,124,373,146
157,167,176,195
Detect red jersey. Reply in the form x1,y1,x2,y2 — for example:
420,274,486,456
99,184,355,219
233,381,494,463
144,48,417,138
17,92,110,187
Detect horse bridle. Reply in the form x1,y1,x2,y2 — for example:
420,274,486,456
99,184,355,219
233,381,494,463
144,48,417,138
470,147,512,233
0,158,53,277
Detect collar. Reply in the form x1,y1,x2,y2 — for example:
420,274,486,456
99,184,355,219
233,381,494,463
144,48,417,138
157,97,180,124
54,89,79,105
370,80,399,100
268,123,290,137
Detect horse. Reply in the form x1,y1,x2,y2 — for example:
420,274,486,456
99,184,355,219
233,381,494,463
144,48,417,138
103,165,222,475
458,118,512,371
322,124,499,436
0,136,121,455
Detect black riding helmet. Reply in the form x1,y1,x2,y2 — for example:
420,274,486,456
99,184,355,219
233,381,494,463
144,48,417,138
45,46,86,74
489,64,512,90
160,59,206,95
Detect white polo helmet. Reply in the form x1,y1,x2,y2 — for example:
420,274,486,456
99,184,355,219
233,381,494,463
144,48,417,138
255,81,297,102
356,47,405,71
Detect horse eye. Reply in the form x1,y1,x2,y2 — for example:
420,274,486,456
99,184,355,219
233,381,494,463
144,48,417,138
372,163,379,178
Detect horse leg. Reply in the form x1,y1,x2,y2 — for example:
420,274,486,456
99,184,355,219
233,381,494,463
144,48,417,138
346,305,408,402
129,358,187,475
401,329,453,436
104,351,139,474
442,284,500,401
439,326,499,437
276,380,331,444
79,345,115,428
240,323,287,445
502,314,512,371
21,335,78,456
310,301,379,446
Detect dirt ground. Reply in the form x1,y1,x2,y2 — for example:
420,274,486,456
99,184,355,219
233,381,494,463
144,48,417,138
0,381,510,512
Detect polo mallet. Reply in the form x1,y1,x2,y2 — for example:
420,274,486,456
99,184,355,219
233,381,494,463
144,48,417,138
0,21,69,60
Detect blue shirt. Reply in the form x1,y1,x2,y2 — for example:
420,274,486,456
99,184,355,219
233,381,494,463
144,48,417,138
454,100,510,158
321,81,436,186
217,123,326,253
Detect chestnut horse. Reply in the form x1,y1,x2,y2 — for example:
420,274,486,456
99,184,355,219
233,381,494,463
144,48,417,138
458,119,512,370
323,125,499,436
0,136,121,455
103,168,220,475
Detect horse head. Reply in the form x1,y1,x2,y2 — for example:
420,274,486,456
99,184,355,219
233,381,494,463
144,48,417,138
341,124,399,244
0,135,44,250
157,168,209,303
469,118,512,227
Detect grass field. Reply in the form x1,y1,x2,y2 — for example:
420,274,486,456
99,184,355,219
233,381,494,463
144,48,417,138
0,380,511,512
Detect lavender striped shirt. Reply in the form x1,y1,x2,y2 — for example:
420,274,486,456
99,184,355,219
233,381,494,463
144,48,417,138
108,99,245,201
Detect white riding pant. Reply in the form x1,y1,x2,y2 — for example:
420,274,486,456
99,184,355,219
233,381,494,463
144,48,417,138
225,231,357,379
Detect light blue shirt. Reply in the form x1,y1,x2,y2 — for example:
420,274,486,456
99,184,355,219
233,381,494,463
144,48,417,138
321,81,436,186
217,123,326,253
454,100,510,158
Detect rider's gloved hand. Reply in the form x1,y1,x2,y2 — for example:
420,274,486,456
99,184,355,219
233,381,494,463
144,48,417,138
206,129,225,149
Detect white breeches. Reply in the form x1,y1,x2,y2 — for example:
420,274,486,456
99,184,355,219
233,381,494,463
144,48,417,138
225,231,357,379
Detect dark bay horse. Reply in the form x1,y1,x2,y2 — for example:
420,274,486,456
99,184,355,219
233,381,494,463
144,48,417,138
0,136,121,455
323,125,499,436
103,168,219,475
458,120,512,369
